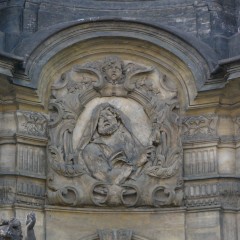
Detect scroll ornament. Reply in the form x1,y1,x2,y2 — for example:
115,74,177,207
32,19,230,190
47,56,183,208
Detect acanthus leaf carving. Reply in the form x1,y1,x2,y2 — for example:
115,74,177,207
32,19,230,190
17,111,48,138
48,146,87,178
47,55,183,208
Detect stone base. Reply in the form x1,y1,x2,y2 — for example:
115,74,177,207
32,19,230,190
6,205,235,240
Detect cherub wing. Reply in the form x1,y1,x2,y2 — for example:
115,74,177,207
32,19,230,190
124,63,153,91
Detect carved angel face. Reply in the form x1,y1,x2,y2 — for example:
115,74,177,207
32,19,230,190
105,62,122,82
102,57,123,83
97,107,119,135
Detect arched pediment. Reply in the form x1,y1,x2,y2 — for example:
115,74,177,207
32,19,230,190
11,18,219,109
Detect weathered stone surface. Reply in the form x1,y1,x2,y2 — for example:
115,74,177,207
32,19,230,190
0,218,23,240
0,1,240,239
0,213,36,240
47,56,183,208
45,209,185,240
0,0,238,58
186,211,221,240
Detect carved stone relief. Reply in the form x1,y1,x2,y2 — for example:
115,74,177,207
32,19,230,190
182,115,218,141
0,218,22,240
16,182,45,206
80,229,150,240
0,180,15,204
47,56,183,207
25,212,36,240
17,145,46,176
0,213,36,240
98,229,132,240
185,181,240,208
184,147,217,176
16,111,48,138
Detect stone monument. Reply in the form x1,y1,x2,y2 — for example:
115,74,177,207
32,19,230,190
0,1,240,240
47,56,183,208
0,213,36,240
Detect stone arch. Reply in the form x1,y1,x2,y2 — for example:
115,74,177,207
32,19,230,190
12,18,218,111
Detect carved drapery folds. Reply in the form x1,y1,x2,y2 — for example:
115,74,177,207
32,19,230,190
47,56,183,207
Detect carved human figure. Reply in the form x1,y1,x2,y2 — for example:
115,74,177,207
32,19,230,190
0,213,36,240
0,218,22,240
47,56,183,207
77,103,152,184
25,212,36,240
102,56,125,84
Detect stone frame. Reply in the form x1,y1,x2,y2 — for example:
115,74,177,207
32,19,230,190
47,55,183,208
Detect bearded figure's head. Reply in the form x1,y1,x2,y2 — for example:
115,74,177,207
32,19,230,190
97,106,121,136
77,103,134,151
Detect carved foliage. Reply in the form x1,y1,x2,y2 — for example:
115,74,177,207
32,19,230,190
17,111,48,137
182,115,218,141
47,56,183,208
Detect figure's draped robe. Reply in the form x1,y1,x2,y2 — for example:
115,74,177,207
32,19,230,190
82,124,143,184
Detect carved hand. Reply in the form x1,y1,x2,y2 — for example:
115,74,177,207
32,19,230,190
136,146,154,167
26,213,36,230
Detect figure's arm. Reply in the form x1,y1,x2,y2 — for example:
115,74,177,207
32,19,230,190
110,151,128,166
130,146,155,180
0,219,9,226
